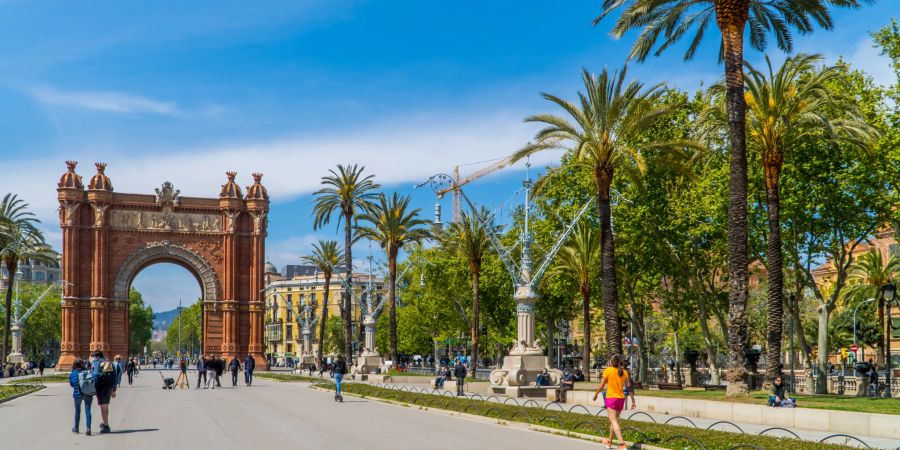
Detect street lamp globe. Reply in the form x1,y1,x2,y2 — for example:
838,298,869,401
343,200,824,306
884,281,896,303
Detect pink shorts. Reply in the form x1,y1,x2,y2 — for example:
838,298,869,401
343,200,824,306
605,397,625,411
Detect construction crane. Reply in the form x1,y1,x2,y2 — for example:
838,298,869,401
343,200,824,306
437,155,514,223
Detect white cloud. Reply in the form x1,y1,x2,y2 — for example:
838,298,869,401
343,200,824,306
843,37,895,87
17,110,557,251
29,86,179,115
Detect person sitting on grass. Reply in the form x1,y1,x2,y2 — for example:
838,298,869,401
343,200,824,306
768,376,795,407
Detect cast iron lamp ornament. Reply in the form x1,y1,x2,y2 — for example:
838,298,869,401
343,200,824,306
884,280,896,398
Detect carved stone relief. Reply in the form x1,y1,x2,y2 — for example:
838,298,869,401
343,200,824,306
110,210,221,234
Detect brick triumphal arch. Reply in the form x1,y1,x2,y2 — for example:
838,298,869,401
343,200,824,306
56,161,268,369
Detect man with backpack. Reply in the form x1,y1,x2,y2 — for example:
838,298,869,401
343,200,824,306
91,351,117,434
69,359,94,435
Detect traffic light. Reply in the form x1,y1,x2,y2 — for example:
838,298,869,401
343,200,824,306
840,347,847,360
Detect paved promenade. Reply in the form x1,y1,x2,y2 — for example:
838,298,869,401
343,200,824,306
0,370,596,449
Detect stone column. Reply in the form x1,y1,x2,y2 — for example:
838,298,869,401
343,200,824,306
58,198,82,368
220,209,240,359
89,202,111,353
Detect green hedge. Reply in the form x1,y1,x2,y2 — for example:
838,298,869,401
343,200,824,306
0,384,43,402
255,372,323,383
313,383,853,450
9,373,70,384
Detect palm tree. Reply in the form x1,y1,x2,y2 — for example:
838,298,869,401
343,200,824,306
596,0,871,397
844,249,900,364
312,164,379,361
550,223,601,381
300,240,344,368
739,53,876,386
513,66,676,357
355,192,430,364
0,194,46,362
441,206,492,376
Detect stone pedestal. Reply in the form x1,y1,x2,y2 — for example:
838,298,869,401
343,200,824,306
489,284,562,397
856,376,869,397
355,354,384,375
6,323,24,363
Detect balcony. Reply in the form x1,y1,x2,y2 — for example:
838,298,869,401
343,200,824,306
266,323,283,342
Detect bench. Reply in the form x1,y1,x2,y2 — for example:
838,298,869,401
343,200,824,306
656,382,683,390
703,384,726,391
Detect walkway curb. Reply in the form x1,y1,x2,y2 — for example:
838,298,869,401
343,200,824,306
309,386,664,450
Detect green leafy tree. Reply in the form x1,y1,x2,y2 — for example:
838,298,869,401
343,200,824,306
842,249,900,363
355,192,430,364
739,53,876,384
128,288,154,356
0,193,48,362
321,316,345,357
440,207,493,375
514,66,678,357
312,164,379,361
165,299,202,357
549,223,600,379
301,240,343,367
596,0,873,397
14,283,61,360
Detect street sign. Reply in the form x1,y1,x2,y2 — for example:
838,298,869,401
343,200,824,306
850,344,859,353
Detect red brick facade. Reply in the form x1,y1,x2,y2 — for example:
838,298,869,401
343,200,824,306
56,162,268,369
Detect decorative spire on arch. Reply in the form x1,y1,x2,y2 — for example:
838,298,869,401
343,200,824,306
58,160,84,189
88,162,113,191
219,171,243,199
245,172,269,201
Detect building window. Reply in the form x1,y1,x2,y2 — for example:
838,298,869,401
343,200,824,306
48,273,54,281
287,344,293,354
311,293,316,306
890,244,900,259
286,301,293,322
286,325,293,340
893,318,900,339
34,272,45,281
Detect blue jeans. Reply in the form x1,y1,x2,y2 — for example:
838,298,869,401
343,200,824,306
335,373,344,397
245,369,253,385
74,396,93,431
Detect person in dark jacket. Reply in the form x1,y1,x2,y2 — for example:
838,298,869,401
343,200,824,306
69,359,92,435
768,376,794,407
243,354,255,386
38,358,46,377
196,355,207,389
229,356,241,387
91,351,116,434
331,355,348,402
453,361,467,396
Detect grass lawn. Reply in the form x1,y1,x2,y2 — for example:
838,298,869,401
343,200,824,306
9,373,70,384
0,384,43,402
386,369,432,377
635,389,900,416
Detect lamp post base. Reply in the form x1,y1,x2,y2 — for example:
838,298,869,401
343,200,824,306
355,354,385,375
488,353,562,397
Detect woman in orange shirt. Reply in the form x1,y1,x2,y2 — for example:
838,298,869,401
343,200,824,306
593,354,635,450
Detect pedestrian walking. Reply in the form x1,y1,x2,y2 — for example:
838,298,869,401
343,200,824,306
38,358,46,377
243,354,255,386
125,358,136,386
213,355,224,387
332,355,347,402
113,355,124,388
593,354,635,450
196,355,208,389
229,356,241,387
69,359,94,435
91,351,117,434
453,360,467,396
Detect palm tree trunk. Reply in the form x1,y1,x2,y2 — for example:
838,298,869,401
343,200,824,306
470,268,480,377
388,249,398,365
581,283,591,381
1,260,16,363
716,1,751,397
343,212,354,362
594,166,622,357
317,274,330,368
764,161,784,386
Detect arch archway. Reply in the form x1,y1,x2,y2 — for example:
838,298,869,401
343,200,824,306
56,162,269,368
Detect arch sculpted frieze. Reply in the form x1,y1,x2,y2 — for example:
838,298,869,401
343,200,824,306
113,241,221,302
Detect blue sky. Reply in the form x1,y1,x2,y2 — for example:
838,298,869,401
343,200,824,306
1,0,895,312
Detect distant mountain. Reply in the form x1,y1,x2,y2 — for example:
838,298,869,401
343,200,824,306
152,308,182,330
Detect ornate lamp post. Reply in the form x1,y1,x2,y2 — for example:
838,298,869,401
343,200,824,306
883,281,896,398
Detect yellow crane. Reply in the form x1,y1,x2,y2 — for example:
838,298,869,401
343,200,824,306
438,155,515,223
